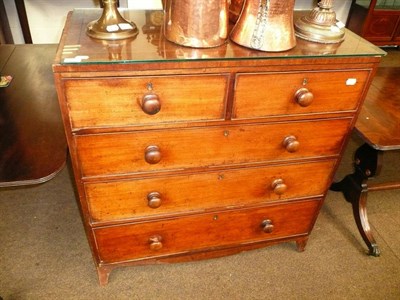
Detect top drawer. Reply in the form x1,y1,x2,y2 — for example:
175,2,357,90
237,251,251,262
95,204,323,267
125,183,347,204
63,74,228,130
233,70,370,119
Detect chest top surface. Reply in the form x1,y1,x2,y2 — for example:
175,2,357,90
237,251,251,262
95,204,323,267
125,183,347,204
53,9,385,70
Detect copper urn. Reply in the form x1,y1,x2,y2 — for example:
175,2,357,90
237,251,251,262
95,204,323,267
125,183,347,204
230,0,296,52
164,0,230,48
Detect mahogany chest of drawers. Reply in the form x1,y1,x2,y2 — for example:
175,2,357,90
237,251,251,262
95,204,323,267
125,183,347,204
53,9,385,285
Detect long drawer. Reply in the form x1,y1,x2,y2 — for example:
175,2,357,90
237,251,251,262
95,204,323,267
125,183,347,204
94,200,320,263
86,160,335,223
233,70,370,119
75,118,351,177
63,74,228,129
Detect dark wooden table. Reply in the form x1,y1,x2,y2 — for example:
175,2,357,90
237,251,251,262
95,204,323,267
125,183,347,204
331,66,400,256
0,44,67,186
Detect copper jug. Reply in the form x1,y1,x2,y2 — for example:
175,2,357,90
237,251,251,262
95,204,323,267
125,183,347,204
230,0,296,52
164,0,229,48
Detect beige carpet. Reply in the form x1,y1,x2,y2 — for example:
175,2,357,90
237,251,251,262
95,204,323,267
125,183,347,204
0,49,399,299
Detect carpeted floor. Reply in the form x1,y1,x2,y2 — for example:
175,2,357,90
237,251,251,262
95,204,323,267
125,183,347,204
0,49,399,299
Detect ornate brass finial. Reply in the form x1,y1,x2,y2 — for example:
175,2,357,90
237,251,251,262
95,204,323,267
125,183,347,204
294,0,345,44
86,0,138,40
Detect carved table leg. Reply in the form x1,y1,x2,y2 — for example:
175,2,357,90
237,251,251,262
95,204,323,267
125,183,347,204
330,143,382,256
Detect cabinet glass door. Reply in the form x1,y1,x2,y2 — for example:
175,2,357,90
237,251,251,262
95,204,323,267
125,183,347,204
375,0,400,10
355,0,400,10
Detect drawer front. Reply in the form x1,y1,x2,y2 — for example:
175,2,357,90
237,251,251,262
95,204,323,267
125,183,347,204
64,74,228,129
233,70,369,119
94,200,320,263
76,118,350,177
86,160,335,223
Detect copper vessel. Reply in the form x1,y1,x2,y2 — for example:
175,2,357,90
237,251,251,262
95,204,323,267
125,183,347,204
229,0,245,23
164,0,229,48
230,0,296,52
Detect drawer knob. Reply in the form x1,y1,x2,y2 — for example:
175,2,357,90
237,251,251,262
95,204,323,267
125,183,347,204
149,235,163,251
283,135,300,153
261,219,274,233
295,88,314,107
145,145,161,164
147,192,162,208
271,178,287,195
142,94,161,115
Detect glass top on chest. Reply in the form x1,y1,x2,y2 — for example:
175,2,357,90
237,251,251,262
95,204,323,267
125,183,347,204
58,9,386,66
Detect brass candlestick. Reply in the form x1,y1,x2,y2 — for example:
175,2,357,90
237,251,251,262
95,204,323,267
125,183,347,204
86,0,138,40
294,0,345,44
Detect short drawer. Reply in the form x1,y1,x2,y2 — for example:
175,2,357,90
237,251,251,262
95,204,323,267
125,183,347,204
94,200,320,263
63,74,228,129
86,160,335,223
233,70,370,119
75,118,351,177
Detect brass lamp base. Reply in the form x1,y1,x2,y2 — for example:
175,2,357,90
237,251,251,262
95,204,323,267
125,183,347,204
295,18,345,44
294,0,345,44
86,0,138,40
87,20,138,40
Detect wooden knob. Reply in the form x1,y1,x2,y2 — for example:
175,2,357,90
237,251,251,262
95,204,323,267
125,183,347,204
142,93,161,115
261,219,274,233
283,135,300,153
145,145,161,164
271,178,287,195
149,235,163,251
147,192,162,208
295,88,314,107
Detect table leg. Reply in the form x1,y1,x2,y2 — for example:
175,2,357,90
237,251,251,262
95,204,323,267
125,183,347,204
330,143,382,256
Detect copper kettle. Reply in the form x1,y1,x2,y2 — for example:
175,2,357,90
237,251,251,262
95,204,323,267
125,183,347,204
164,0,230,48
230,0,296,52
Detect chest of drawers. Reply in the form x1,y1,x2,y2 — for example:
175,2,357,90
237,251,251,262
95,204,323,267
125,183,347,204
53,9,385,285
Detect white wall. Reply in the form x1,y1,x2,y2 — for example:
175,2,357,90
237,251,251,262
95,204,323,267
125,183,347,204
5,0,351,44
26,0,111,44
127,0,162,10
5,0,131,44
334,1,353,24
